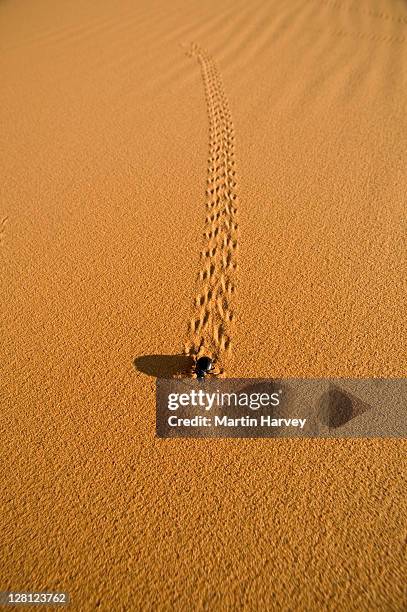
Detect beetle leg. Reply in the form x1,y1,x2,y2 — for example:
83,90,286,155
206,367,225,378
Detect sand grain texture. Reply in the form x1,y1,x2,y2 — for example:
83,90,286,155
1,0,407,610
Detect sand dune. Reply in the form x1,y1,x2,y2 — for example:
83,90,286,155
1,0,407,609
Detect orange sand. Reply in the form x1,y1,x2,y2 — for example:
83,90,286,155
1,0,407,609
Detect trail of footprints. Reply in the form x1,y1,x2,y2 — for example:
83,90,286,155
184,43,239,367
0,217,8,248
318,0,407,26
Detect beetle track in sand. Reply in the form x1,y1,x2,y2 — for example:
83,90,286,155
0,217,9,248
183,43,239,366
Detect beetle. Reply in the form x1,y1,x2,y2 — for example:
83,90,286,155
175,347,223,380
194,355,214,380
191,352,224,380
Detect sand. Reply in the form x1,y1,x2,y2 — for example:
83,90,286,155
1,0,407,609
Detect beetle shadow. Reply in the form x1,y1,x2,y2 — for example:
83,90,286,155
134,354,194,378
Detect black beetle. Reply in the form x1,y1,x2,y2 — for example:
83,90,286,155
195,356,214,380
